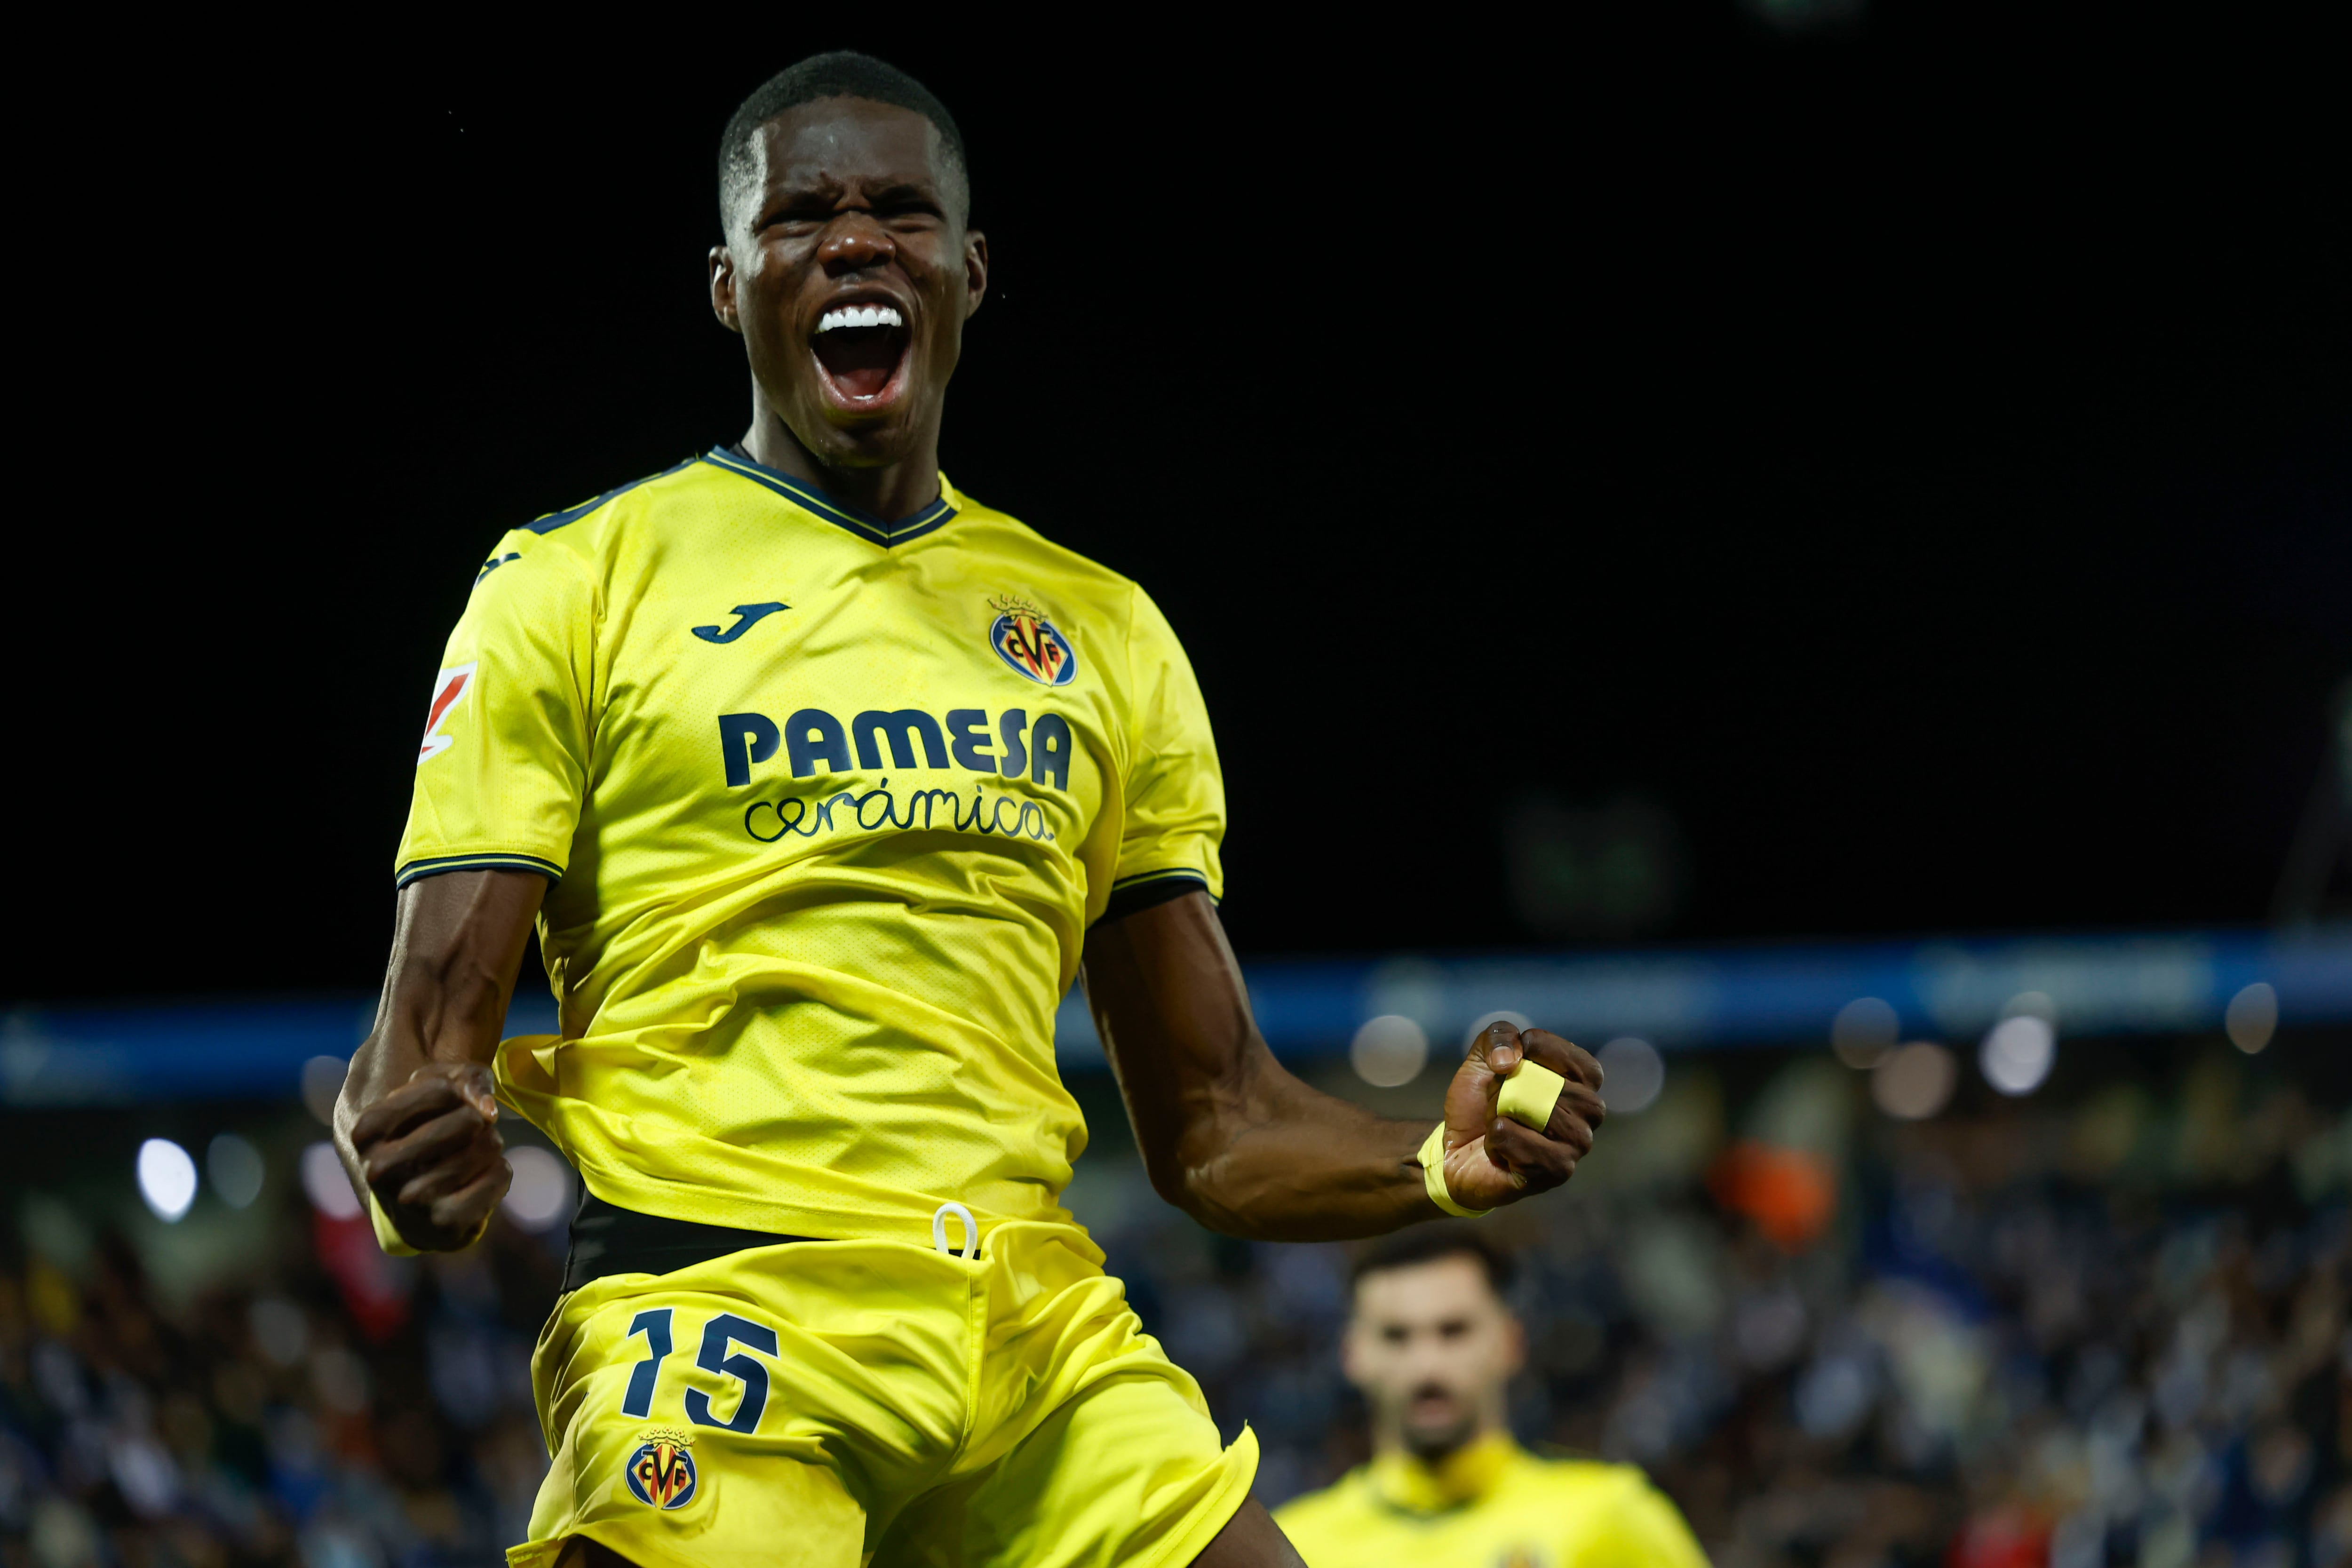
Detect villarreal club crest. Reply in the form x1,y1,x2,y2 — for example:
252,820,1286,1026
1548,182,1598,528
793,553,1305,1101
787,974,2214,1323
625,1429,698,1510
988,595,1077,687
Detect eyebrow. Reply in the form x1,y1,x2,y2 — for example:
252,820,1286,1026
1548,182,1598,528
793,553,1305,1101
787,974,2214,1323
767,172,941,205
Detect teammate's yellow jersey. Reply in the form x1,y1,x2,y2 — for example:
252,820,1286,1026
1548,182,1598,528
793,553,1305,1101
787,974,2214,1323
1272,1434,1709,1568
396,447,1223,1245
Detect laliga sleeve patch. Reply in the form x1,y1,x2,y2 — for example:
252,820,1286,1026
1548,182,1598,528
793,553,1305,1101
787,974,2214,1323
1498,1061,1566,1131
417,663,477,764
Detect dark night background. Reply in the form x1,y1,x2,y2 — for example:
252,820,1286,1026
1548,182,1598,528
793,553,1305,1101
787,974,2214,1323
6,8,2344,1003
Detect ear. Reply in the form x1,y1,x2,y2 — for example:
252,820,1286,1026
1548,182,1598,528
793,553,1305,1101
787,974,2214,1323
1339,1321,1367,1387
962,229,989,320
709,245,743,335
1501,1314,1527,1379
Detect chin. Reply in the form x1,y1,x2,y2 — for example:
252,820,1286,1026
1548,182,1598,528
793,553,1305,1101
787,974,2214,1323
807,414,924,469
1403,1415,1479,1460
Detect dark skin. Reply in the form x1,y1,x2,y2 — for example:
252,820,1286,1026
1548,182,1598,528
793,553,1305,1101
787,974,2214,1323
708,96,987,522
339,96,1607,1568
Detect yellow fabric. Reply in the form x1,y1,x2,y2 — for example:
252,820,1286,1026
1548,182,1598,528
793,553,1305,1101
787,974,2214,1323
1418,1125,1489,1218
367,1189,491,1256
1498,1061,1566,1130
395,452,1224,1243
505,1219,1256,1568
1274,1433,1708,1568
366,1192,418,1256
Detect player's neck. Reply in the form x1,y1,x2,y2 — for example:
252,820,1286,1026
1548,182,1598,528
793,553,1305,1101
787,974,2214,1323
740,415,942,524
1375,1428,1517,1506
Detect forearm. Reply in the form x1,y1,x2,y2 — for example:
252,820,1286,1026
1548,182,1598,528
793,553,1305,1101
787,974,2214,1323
1085,892,1441,1241
1160,1045,1435,1241
334,870,542,1188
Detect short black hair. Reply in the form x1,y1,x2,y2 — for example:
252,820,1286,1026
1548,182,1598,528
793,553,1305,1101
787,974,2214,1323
718,51,969,232
1351,1224,1517,1301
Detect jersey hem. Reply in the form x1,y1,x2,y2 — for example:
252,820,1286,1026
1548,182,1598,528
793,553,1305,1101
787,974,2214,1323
395,850,564,888
1136,1425,1259,1568
562,1158,1073,1252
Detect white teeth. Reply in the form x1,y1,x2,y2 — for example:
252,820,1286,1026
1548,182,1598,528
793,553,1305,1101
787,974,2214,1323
816,304,905,334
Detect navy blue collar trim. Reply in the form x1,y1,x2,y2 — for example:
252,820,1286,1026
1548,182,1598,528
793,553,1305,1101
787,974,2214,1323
703,446,957,548
526,455,704,535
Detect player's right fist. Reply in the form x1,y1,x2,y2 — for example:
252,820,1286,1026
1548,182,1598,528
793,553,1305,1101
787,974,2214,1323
349,1060,511,1250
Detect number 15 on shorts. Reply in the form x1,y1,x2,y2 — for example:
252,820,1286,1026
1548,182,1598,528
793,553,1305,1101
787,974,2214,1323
620,1308,777,1432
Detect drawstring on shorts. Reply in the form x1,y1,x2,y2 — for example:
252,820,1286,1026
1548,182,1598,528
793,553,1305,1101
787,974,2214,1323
932,1201,979,1260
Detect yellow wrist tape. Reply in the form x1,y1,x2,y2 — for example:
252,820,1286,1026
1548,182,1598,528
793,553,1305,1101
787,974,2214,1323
367,1191,421,1257
1418,1123,1491,1218
1498,1060,1566,1131
367,1189,491,1256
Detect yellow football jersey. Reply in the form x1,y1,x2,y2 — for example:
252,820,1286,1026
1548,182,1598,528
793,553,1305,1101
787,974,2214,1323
396,447,1224,1244
1272,1435,1709,1568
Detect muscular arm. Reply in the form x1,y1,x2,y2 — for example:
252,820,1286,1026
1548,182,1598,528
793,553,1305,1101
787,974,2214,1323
1081,892,1605,1242
333,868,547,1250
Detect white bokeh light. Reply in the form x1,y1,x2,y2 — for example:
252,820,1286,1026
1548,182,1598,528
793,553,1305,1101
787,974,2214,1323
301,1141,363,1220
1872,1042,1957,1120
1830,997,1899,1069
207,1133,265,1209
502,1146,575,1232
2225,981,2278,1054
136,1138,198,1223
1979,1014,2057,1096
1351,1014,1431,1087
1597,1037,1666,1114
300,1055,348,1126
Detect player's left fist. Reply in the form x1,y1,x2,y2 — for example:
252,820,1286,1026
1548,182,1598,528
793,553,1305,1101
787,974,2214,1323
1437,1021,1606,1210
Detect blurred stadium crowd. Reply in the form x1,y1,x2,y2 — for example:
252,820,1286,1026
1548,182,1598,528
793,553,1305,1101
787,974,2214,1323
7,1036,2352,1568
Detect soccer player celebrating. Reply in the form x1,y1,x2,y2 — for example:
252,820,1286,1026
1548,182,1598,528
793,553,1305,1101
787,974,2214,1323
335,52,1604,1568
1275,1229,1707,1566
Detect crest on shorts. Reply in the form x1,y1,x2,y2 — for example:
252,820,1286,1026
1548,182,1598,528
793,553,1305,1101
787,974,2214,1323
987,595,1076,686
624,1428,698,1509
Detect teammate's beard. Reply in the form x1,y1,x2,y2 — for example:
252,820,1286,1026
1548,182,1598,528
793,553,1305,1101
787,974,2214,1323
1399,1381,1480,1463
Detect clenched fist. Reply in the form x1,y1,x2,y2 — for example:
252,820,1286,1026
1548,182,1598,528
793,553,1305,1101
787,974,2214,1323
348,1060,512,1250
1433,1021,1606,1211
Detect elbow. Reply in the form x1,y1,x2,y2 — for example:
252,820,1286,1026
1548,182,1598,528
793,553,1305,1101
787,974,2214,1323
1141,1146,1216,1222
1144,1128,1274,1239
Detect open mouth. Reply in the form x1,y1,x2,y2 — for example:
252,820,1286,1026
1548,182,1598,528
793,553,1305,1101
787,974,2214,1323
811,303,911,406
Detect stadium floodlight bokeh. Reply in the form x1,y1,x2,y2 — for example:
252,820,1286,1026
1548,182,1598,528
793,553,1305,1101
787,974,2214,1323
134,1137,197,1222
1347,1014,1429,1087
1595,1036,1666,1114
301,1138,363,1219
207,1130,267,1208
2228,980,2280,1053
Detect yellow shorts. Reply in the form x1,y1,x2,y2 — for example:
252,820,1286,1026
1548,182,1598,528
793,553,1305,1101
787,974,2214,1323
505,1217,1257,1568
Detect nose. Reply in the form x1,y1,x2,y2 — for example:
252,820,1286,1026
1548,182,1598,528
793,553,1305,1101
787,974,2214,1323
819,216,895,275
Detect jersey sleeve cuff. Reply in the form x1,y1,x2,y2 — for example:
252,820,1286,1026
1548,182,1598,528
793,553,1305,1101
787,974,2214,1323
394,851,564,889
1097,868,1215,926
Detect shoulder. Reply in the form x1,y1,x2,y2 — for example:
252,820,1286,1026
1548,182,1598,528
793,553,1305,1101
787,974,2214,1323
498,454,716,558
1517,1453,1653,1496
1517,1456,1706,1562
941,481,1149,620
458,455,721,616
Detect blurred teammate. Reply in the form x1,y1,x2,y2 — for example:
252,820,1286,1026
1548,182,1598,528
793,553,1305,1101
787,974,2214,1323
333,50,1606,1568
1276,1229,1706,1567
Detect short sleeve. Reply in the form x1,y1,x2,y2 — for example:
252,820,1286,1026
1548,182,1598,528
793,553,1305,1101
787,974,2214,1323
393,536,595,887
1104,585,1225,923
